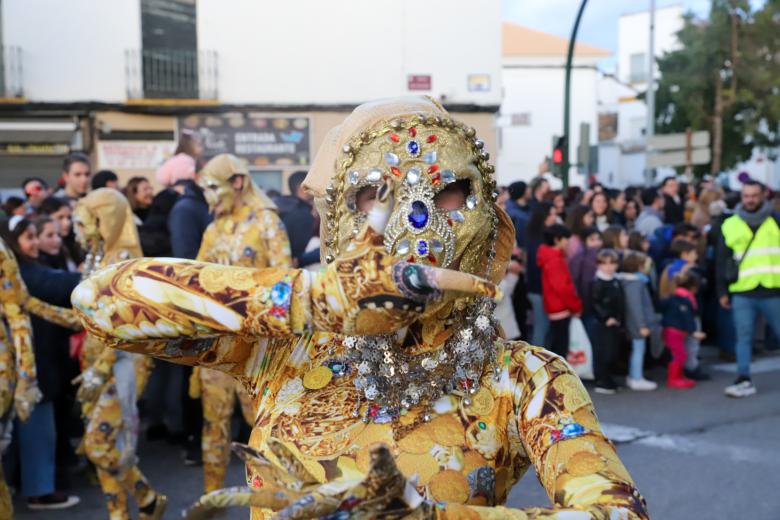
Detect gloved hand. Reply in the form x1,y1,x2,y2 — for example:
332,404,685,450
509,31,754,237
73,366,108,404
13,377,42,422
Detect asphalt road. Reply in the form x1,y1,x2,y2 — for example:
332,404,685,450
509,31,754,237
13,347,780,520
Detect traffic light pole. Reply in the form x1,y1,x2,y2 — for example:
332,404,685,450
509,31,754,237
562,0,589,190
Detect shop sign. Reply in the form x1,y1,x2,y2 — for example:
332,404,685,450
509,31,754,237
0,143,70,155
407,75,432,91
468,74,491,92
179,113,311,167
97,141,176,170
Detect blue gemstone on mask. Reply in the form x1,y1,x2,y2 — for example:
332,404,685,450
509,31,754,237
408,200,429,229
270,281,291,307
561,422,586,438
384,152,400,166
406,140,420,156
416,239,428,256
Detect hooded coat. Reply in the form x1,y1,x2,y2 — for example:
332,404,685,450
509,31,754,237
537,244,582,317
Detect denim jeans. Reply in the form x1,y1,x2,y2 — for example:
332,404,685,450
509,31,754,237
630,338,646,380
732,295,780,378
15,400,56,497
528,293,549,347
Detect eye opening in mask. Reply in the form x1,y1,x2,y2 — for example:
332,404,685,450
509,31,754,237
353,185,378,213
434,179,471,211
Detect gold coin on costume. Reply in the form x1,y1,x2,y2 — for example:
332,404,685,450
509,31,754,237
353,424,394,450
198,266,229,293
397,428,435,454
427,415,465,446
428,469,470,504
396,452,439,486
466,388,495,416
303,366,332,390
566,451,605,477
554,374,591,411
573,408,601,432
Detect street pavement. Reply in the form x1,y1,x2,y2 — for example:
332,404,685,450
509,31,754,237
13,347,780,519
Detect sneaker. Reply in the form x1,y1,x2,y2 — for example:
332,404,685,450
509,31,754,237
626,377,658,391
27,492,80,510
724,378,756,398
684,367,711,381
594,381,618,395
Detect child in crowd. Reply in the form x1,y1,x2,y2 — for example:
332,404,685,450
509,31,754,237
537,224,582,357
591,249,624,394
661,271,706,389
568,226,602,341
658,239,699,299
620,252,659,391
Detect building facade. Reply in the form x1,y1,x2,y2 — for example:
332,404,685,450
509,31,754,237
0,0,501,192
498,23,609,186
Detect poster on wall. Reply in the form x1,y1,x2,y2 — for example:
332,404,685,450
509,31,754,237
97,141,176,170
178,113,311,167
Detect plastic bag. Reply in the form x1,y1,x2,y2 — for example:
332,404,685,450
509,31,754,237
566,317,594,380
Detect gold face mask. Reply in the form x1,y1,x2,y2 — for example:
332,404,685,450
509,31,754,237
199,154,250,215
323,116,498,279
73,202,100,253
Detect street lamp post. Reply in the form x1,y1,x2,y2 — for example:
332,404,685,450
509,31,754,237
562,0,589,190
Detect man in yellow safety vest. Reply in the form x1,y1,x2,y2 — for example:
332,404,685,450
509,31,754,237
716,180,780,398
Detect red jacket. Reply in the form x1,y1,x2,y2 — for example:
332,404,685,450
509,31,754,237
537,244,583,317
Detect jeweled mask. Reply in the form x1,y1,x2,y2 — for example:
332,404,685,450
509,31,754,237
319,113,498,279
198,153,250,215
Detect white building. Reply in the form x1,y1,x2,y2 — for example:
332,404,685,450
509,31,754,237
498,23,610,186
0,0,501,190
596,4,684,188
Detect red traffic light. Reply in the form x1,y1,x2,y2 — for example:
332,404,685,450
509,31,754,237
552,148,563,164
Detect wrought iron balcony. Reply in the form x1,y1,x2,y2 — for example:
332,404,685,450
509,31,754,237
0,46,23,98
125,48,217,100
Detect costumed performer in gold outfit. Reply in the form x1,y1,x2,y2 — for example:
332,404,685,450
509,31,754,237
0,236,81,517
72,97,649,519
194,153,292,493
73,188,166,520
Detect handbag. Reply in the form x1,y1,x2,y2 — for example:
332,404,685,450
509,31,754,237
724,229,759,285
566,317,594,380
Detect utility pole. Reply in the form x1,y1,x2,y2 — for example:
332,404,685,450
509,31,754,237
644,0,657,186
562,0,589,190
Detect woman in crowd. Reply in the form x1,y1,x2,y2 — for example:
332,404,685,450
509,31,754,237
39,196,83,271
124,176,155,223
156,130,203,187
624,198,641,230
526,201,558,346
3,216,81,510
590,191,613,231
564,204,594,258
34,215,67,269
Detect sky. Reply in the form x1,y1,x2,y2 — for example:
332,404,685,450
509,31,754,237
501,0,764,71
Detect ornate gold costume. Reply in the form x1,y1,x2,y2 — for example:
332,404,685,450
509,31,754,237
0,238,80,518
73,189,164,520
195,153,292,492
73,98,648,519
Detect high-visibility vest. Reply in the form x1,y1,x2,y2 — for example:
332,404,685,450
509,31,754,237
721,212,780,293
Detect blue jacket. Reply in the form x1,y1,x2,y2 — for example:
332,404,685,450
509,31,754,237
18,260,81,402
168,181,212,259
504,199,529,248
660,293,697,333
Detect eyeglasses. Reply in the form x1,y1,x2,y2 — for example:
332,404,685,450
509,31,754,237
25,185,43,196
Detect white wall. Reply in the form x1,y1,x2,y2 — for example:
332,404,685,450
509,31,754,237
1,0,501,106
497,61,599,185
197,0,502,106
617,4,683,87
2,0,141,102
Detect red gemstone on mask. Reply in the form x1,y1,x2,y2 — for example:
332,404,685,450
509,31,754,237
431,173,441,186
428,254,437,264
427,134,438,143
447,218,453,226
408,256,415,263
389,133,400,143
428,164,439,174
391,166,402,177
409,127,417,137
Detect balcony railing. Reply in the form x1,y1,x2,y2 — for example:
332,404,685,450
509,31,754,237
0,46,24,98
125,48,217,100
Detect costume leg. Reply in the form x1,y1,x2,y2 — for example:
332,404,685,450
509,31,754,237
0,460,12,518
95,468,130,520
731,295,758,378
84,382,130,518
201,368,236,493
121,464,156,508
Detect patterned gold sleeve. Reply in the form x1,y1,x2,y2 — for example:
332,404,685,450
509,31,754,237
0,323,14,416
4,305,41,422
25,296,81,330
